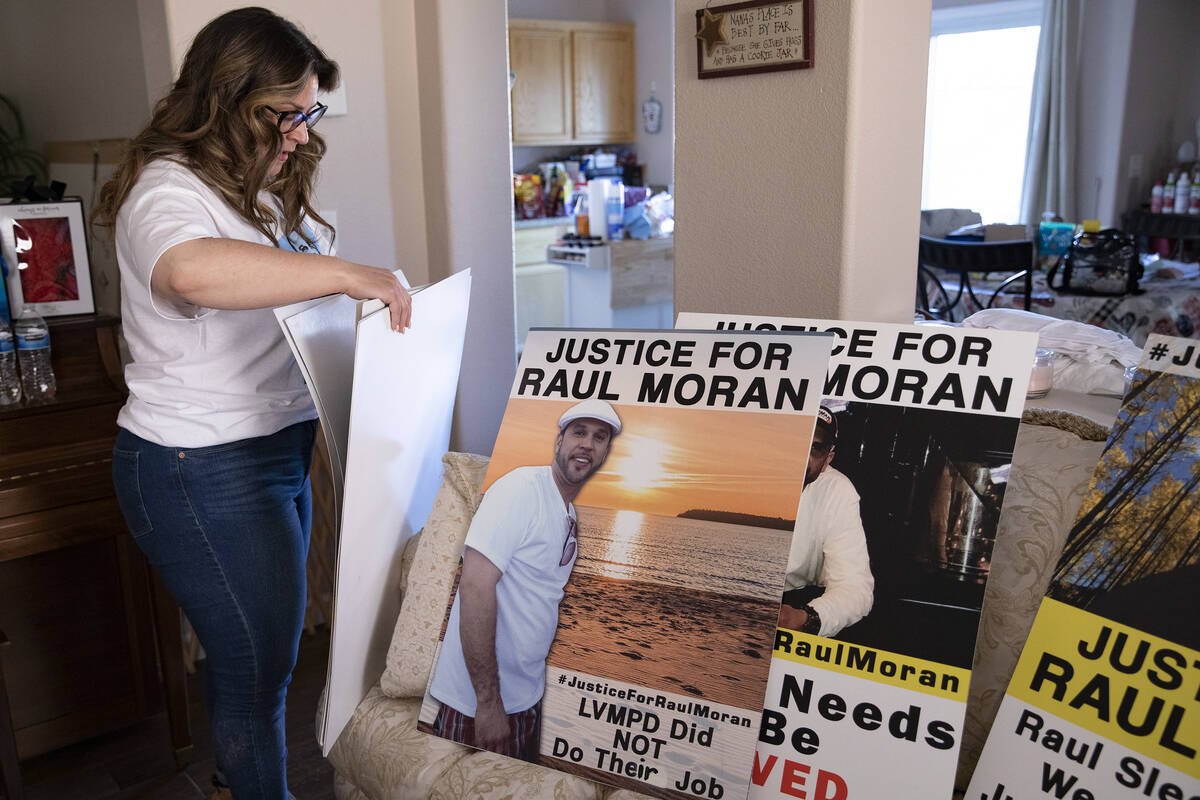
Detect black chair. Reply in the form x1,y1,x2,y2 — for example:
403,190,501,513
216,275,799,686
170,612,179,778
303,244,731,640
917,235,1035,320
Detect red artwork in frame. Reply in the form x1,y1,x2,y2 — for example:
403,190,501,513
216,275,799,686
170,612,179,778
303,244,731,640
1,197,94,317
15,216,80,303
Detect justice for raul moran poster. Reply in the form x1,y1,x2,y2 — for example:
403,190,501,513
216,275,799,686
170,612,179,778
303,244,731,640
968,333,1200,800
678,313,1038,799
417,328,834,798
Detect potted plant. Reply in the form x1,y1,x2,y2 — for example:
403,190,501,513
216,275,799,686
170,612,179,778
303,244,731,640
0,94,48,189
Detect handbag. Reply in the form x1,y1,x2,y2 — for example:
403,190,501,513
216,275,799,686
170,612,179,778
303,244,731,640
1047,228,1141,296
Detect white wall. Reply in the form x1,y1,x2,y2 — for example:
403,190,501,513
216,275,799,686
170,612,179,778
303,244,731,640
840,1,932,321
0,0,151,147
615,0,675,187
673,0,928,323
379,1,432,290
508,0,620,23
1074,0,1133,224
1115,0,1200,219
412,0,518,456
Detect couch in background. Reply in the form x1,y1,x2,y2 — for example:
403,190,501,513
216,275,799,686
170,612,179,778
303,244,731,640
327,410,1111,798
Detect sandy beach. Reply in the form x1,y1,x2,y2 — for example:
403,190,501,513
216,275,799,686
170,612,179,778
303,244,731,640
418,560,781,797
548,571,780,712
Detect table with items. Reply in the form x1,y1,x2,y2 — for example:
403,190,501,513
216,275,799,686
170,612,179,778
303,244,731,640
926,258,1200,346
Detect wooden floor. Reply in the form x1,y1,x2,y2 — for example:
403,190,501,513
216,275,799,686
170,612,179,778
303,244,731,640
14,626,335,800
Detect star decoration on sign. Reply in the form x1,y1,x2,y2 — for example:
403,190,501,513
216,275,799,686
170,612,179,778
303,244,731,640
695,7,728,57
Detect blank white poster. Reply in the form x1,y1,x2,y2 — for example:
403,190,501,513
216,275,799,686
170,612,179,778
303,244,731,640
320,269,472,753
274,269,411,514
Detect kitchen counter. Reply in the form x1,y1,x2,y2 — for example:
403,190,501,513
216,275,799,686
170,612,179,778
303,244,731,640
546,236,674,329
514,216,573,230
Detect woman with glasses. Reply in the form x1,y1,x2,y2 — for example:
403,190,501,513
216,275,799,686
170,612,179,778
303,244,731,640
93,8,409,799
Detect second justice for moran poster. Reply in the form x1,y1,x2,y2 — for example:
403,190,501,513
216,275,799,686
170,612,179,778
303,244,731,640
967,333,1200,800
418,328,833,798
679,313,1038,799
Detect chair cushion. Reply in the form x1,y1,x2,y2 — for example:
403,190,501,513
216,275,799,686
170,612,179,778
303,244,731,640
956,418,1106,789
328,687,473,799
429,751,605,800
380,451,491,698
329,689,654,799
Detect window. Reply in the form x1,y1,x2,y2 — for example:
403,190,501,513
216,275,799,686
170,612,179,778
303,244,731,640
922,0,1042,224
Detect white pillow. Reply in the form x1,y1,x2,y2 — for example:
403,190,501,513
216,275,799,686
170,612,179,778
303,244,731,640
380,452,490,698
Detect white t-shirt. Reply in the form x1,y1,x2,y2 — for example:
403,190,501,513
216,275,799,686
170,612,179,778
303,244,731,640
429,465,576,716
786,466,875,636
114,159,323,447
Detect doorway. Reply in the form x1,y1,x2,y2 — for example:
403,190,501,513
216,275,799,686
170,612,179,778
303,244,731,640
506,0,675,352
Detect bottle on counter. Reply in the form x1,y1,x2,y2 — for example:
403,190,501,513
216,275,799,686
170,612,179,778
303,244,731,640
1175,171,1192,214
573,184,590,236
1163,171,1177,213
588,178,610,242
561,173,574,218
605,179,624,241
1190,178,1200,215
0,325,20,406
1150,181,1164,213
13,308,55,405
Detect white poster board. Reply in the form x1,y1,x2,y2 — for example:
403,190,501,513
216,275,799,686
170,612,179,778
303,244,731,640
319,270,471,752
276,288,383,523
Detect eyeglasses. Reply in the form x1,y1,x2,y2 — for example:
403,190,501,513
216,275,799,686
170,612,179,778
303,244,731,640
265,102,328,133
560,517,578,567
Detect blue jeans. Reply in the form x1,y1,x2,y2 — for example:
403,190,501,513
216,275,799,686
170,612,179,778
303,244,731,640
112,420,318,800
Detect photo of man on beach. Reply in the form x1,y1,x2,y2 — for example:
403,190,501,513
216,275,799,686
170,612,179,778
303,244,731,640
419,395,816,760
418,327,834,799
425,399,622,762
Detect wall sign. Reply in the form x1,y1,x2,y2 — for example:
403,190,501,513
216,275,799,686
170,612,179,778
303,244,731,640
695,0,813,79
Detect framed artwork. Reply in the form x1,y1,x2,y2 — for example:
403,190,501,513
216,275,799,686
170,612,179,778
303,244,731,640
0,197,94,317
696,0,814,80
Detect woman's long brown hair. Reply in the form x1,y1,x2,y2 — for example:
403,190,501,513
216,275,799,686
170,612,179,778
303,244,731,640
94,7,338,246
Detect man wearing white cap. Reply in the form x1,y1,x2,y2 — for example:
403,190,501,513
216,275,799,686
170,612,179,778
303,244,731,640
778,405,873,637
429,399,621,761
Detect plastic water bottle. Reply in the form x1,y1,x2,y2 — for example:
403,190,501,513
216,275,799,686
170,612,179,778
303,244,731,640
605,179,624,240
14,309,56,404
0,326,20,406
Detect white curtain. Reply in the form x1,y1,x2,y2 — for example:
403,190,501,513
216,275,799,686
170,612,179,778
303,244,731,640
1019,0,1079,225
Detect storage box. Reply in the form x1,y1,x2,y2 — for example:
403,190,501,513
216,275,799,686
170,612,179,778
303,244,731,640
984,223,1029,242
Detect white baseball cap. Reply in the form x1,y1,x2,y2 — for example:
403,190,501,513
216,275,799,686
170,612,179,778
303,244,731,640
558,399,622,435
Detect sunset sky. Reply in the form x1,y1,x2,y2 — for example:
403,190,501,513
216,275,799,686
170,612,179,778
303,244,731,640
484,398,814,519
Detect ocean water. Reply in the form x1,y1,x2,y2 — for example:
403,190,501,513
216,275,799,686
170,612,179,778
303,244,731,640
574,505,792,601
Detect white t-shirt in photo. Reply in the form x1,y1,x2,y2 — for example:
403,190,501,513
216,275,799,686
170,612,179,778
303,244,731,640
429,465,576,716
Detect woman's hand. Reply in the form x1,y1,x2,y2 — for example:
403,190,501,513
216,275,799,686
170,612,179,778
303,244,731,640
339,261,413,332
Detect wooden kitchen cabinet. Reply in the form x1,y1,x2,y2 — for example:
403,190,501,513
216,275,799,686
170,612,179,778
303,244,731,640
509,19,635,146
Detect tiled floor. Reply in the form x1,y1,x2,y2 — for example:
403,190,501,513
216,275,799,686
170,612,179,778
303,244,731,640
15,626,335,800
